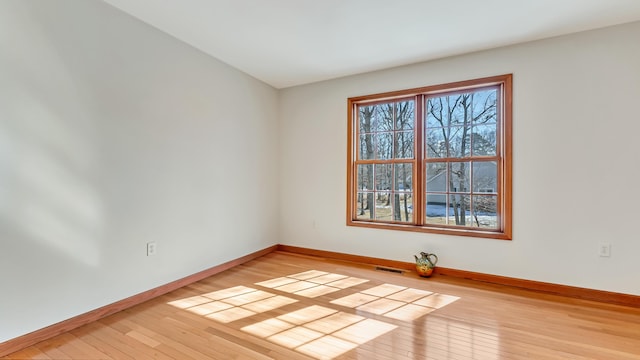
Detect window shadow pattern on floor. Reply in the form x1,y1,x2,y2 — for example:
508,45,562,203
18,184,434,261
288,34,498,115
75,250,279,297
168,270,459,359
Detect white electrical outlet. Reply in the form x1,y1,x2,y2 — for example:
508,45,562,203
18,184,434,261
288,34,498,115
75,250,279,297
147,242,157,256
598,242,611,257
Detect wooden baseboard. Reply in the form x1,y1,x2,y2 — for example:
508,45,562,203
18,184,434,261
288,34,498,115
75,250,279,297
0,245,278,358
277,245,640,308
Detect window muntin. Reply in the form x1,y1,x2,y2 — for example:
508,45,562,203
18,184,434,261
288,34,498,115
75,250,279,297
347,75,512,239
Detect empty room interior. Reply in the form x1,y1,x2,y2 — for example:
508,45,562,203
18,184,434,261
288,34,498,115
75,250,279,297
1,1,640,359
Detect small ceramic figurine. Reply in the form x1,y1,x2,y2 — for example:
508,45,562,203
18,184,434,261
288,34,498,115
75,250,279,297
414,251,438,277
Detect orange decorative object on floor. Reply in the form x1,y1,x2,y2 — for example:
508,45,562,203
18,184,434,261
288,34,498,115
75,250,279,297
414,252,438,277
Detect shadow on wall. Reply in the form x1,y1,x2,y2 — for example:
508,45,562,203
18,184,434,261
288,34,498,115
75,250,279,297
0,2,105,266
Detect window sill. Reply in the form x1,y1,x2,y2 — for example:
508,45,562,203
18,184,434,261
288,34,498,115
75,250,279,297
347,220,512,240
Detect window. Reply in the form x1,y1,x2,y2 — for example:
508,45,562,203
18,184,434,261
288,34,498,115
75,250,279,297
347,74,512,239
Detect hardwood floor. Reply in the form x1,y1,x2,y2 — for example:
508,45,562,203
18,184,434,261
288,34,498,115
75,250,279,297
4,251,640,359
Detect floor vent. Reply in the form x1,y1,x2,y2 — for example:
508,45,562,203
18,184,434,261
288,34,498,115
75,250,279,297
375,266,404,274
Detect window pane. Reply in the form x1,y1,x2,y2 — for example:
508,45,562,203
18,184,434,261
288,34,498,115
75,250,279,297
374,132,393,159
472,124,497,156
451,96,468,126
426,128,446,158
375,164,393,191
448,126,471,158
375,192,392,221
392,193,413,223
359,104,393,133
426,162,447,192
449,162,470,193
395,131,414,159
472,161,497,194
425,199,446,224
426,98,444,128
472,195,497,229
356,192,374,220
394,163,412,192
372,104,392,132
448,194,471,226
395,101,414,130
434,94,467,126
359,133,373,160
357,164,373,191
359,105,375,134
471,89,497,125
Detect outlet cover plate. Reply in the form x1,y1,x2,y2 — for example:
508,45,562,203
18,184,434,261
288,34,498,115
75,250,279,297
147,242,157,256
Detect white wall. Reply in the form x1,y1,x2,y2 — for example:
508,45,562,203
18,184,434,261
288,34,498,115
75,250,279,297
279,21,640,296
0,1,279,342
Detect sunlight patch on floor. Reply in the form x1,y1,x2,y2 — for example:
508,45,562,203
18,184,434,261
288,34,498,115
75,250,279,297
241,305,396,360
168,270,461,359
255,270,369,298
331,283,459,321
168,286,298,323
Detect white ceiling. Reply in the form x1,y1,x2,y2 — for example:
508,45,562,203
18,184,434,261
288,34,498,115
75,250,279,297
103,0,640,89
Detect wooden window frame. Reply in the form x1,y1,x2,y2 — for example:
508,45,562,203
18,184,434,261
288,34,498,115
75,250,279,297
347,74,512,240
